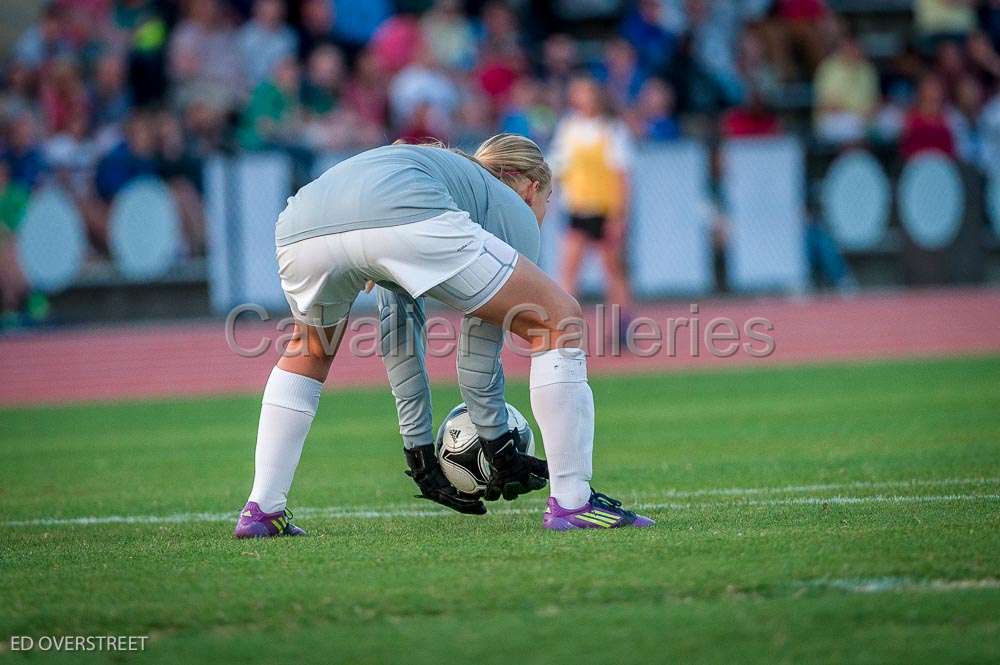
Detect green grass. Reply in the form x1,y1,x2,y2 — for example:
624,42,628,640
1,356,999,664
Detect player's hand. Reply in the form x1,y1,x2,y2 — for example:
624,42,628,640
409,474,488,515
480,430,549,502
404,445,487,515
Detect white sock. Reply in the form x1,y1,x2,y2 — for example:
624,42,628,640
529,348,593,510
248,367,323,514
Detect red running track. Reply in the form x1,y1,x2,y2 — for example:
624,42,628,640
1,288,999,407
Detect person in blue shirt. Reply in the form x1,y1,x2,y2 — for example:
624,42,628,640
2,113,47,190
629,78,682,141
94,113,158,202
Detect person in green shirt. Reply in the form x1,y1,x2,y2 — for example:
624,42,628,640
0,164,28,234
300,45,344,117
0,161,31,321
237,57,304,151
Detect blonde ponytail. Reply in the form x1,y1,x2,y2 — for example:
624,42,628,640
394,133,551,193
472,133,551,193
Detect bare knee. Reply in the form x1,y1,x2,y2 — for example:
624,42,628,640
276,323,342,382
277,340,333,382
517,292,581,329
509,292,583,351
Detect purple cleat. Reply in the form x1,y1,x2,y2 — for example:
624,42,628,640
233,501,306,539
543,491,655,530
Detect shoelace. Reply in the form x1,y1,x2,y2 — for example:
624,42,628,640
590,491,637,519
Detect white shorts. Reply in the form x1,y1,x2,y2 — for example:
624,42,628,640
276,211,518,326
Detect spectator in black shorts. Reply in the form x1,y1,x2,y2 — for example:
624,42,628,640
550,74,634,327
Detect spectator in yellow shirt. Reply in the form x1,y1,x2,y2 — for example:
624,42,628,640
549,74,634,322
813,33,880,145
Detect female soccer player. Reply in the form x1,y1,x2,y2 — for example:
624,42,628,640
551,74,634,324
234,134,653,537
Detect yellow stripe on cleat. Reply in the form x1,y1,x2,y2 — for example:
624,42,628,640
582,510,618,524
575,513,614,527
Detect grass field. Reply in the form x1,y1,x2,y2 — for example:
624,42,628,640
2,356,999,664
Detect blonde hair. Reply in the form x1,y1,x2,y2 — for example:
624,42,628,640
472,133,551,193
394,133,551,194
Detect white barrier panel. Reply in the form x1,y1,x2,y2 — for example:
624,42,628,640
898,153,964,251
205,153,292,313
204,157,231,312
239,154,291,309
722,137,807,293
821,150,891,251
17,186,86,293
630,142,714,296
109,177,182,280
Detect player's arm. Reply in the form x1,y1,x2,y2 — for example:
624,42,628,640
458,316,548,502
377,287,486,515
378,287,434,448
453,204,547,501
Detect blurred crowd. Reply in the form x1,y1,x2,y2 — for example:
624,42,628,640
2,0,1000,320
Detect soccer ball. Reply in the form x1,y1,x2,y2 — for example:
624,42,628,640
434,402,535,497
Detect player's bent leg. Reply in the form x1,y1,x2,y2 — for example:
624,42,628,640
421,240,553,502
470,257,653,527
276,320,347,381
235,321,346,538
469,256,588,500
468,253,584,353
376,290,487,515
454,316,546,501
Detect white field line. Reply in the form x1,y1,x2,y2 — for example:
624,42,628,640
5,479,1000,527
798,577,1000,593
646,476,1000,499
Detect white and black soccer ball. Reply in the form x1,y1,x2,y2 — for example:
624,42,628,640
434,402,535,498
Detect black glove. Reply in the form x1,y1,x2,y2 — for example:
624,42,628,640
480,429,549,501
404,445,487,515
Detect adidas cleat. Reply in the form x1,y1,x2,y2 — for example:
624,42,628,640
233,501,306,538
542,491,655,530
